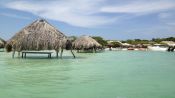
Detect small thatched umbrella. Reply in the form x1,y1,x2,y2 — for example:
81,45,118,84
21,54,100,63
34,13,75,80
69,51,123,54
0,37,6,49
73,36,102,52
6,19,74,58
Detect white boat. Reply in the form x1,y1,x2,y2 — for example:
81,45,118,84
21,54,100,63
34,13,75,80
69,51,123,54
122,48,128,51
105,48,122,51
148,45,168,51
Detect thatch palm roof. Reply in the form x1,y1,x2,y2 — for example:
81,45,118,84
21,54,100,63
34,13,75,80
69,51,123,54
0,37,6,48
6,19,67,52
161,41,175,46
73,36,102,49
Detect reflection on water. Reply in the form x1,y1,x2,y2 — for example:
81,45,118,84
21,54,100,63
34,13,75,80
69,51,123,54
0,51,175,98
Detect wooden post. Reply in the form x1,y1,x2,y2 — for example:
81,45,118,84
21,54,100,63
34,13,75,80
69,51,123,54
60,48,63,59
18,52,20,57
50,53,52,58
48,54,50,58
93,47,95,53
56,51,59,58
12,50,15,58
24,53,26,58
71,49,75,58
22,52,23,58
94,47,97,53
2,48,5,52
48,53,51,58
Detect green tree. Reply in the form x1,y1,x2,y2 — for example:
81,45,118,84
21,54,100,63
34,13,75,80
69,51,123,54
125,39,150,45
110,42,122,47
68,36,77,41
165,37,175,41
92,36,107,46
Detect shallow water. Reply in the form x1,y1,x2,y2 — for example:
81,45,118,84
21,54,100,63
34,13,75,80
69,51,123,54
0,50,175,98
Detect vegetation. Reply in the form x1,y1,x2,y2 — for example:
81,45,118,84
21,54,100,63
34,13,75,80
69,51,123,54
68,35,175,48
71,36,175,47
92,36,107,46
91,36,175,47
68,36,77,41
152,37,175,43
110,42,122,47
122,39,150,45
120,37,175,45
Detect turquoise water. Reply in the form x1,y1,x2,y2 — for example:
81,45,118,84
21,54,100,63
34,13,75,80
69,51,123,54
0,51,175,98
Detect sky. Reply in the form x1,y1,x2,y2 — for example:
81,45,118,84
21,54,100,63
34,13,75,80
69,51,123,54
0,0,175,40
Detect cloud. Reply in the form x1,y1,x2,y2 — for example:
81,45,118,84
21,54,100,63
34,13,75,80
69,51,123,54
4,0,117,28
0,13,31,20
101,0,175,15
3,0,175,28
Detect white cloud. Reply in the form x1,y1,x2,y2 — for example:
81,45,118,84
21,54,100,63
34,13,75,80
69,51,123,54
5,0,117,28
101,1,175,15
0,13,31,20
3,0,175,28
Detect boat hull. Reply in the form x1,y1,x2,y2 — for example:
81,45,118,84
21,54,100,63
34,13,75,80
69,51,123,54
148,46,168,51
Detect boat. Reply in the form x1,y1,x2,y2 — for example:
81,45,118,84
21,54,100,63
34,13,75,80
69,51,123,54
127,48,135,50
148,44,168,51
105,47,122,51
138,48,147,51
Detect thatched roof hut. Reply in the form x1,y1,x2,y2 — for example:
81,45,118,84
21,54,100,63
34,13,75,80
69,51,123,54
6,19,67,52
6,19,70,58
0,37,6,48
161,41,175,46
73,36,102,51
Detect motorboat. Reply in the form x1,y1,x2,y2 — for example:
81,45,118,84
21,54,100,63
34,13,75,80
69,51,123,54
148,44,168,51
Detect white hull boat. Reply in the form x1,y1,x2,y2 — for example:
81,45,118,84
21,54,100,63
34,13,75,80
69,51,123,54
148,46,168,51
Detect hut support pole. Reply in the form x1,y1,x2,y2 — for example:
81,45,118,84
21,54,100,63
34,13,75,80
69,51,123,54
18,52,20,57
77,50,79,53
93,47,95,53
12,50,15,58
60,48,63,59
71,49,75,58
56,51,59,58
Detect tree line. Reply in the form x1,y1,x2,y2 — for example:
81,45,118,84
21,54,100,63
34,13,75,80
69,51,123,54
69,36,175,47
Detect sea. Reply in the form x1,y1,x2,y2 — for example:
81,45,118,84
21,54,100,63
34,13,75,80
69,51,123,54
0,50,175,98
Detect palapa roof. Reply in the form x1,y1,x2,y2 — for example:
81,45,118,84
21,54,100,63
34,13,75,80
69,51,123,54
121,43,131,46
0,37,6,48
161,41,175,46
6,19,67,52
73,36,102,49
